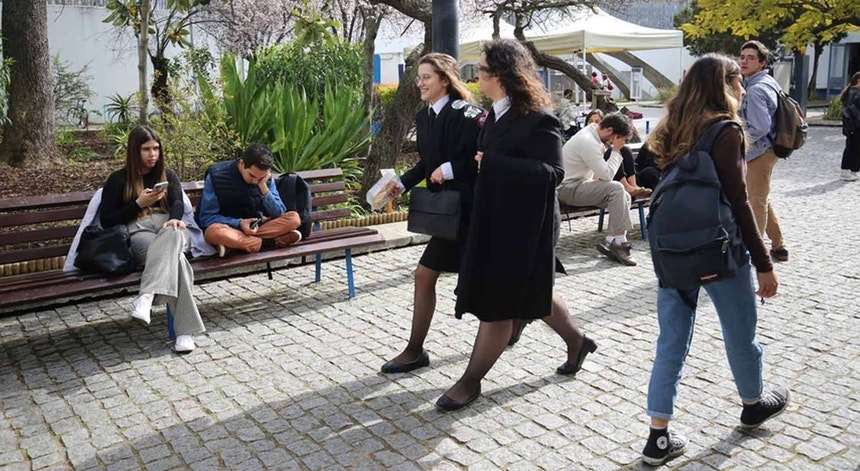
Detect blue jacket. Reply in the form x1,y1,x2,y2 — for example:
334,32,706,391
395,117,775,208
196,159,286,230
740,70,780,162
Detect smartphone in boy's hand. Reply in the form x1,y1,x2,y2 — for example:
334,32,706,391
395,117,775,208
250,211,264,230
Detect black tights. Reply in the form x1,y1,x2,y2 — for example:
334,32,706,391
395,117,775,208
442,293,585,402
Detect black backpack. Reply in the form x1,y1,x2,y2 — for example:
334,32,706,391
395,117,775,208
276,173,313,238
647,120,747,290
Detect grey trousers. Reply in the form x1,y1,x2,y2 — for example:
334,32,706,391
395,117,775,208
127,213,205,336
557,178,633,234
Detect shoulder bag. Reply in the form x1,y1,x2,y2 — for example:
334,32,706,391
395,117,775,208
407,188,460,241
74,225,137,275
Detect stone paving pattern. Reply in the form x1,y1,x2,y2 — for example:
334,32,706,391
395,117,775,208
1,126,858,470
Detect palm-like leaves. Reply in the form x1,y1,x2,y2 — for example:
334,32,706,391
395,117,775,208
213,55,370,173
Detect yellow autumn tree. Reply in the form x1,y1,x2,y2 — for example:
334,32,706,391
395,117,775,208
682,0,860,98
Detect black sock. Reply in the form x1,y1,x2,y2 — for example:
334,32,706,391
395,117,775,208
261,239,275,251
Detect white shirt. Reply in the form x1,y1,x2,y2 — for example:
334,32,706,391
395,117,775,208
560,123,622,183
429,94,450,117
492,96,511,121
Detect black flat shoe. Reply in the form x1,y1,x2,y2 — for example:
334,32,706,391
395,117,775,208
380,350,430,374
508,319,529,346
435,388,481,412
557,336,598,376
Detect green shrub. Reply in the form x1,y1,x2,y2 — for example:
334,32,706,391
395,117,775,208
465,82,491,109
824,95,842,120
375,84,398,109
53,55,93,125
254,41,364,105
55,129,98,160
201,55,370,173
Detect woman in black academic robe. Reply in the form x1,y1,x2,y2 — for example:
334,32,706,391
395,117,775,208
380,53,483,374
435,39,597,411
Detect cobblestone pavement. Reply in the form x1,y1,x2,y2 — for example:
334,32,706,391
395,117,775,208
1,126,858,470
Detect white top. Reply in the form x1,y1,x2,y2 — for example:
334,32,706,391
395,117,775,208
492,96,511,121
560,123,622,183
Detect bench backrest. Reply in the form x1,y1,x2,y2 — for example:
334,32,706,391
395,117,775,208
0,168,352,273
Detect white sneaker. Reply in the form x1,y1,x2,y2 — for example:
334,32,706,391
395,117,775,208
131,293,153,325
175,335,195,353
840,170,858,181
217,244,227,257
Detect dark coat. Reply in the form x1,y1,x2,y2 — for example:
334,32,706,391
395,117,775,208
401,99,482,238
454,107,565,322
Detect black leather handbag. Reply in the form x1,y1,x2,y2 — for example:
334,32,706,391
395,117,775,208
74,225,137,275
407,188,461,241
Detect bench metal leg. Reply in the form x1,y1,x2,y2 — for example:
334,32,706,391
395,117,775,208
345,248,355,300
266,262,273,280
167,305,176,340
597,209,606,232
638,202,648,240
314,222,322,283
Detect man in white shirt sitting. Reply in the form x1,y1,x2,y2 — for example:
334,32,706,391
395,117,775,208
558,112,636,266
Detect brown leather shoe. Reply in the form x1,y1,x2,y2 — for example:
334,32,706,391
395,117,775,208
630,187,652,198
596,240,637,266
770,248,789,262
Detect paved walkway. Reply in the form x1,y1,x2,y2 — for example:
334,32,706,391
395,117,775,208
1,126,858,470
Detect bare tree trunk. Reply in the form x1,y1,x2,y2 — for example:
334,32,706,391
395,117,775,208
605,51,675,91
0,0,60,166
808,42,823,100
586,53,630,99
138,0,151,124
360,35,429,203
360,5,384,117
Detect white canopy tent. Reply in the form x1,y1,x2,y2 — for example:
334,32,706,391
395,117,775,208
459,7,683,60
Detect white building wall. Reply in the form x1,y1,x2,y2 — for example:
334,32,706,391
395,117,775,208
2,4,214,123
377,52,404,85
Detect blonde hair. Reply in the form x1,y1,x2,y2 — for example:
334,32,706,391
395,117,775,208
418,53,474,103
647,53,745,167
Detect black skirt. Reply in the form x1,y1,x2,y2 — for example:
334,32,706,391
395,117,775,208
418,236,463,273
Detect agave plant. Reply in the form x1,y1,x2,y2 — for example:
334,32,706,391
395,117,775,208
205,54,370,173
270,82,370,173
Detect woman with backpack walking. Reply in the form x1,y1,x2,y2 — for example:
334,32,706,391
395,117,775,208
639,54,788,465
839,71,860,181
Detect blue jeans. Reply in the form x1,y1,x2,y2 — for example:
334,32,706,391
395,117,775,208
647,263,763,420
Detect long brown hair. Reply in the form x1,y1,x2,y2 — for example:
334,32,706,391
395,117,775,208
481,39,551,115
840,71,860,102
419,53,474,103
647,53,745,167
124,125,168,213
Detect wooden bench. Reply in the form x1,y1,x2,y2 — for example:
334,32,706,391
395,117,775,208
558,142,650,240
0,168,384,314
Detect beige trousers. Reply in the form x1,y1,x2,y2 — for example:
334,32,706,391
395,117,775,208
746,149,785,250
557,179,633,234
